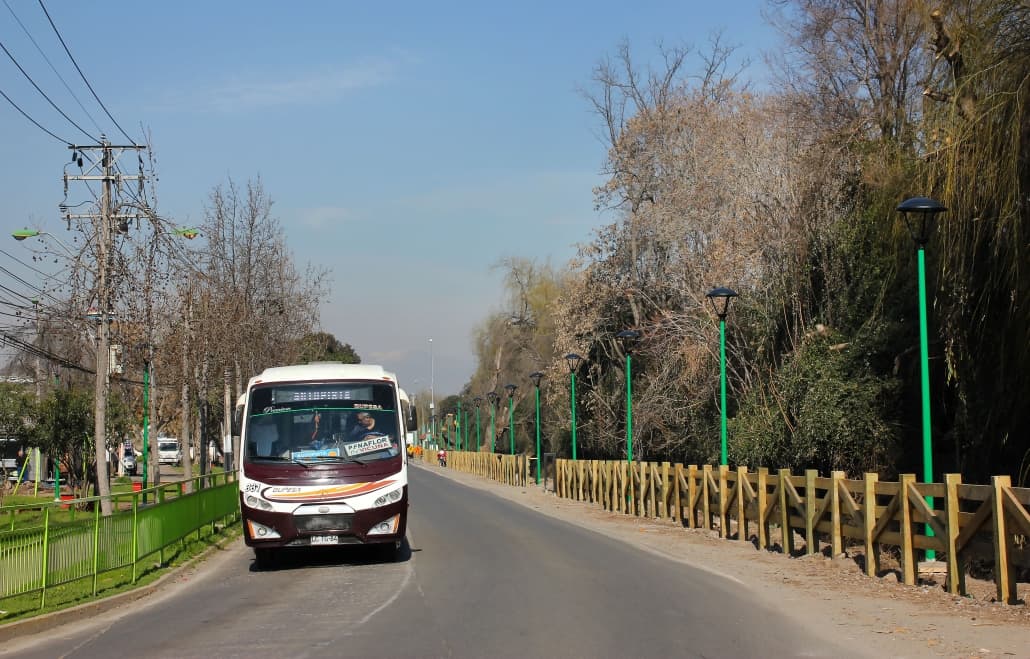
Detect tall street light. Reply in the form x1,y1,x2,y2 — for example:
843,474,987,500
504,383,518,455
529,371,544,484
706,287,738,466
11,228,77,257
486,391,499,452
473,396,482,452
464,405,470,453
897,196,947,561
428,338,435,427
456,398,463,451
615,330,641,462
564,353,583,460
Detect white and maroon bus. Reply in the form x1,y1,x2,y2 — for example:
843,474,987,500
238,363,414,567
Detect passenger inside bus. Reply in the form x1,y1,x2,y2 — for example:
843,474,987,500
250,416,281,457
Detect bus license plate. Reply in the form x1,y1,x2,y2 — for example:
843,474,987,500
310,535,339,545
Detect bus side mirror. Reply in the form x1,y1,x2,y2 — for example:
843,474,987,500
406,415,417,432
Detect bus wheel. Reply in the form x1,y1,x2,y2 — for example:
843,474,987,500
254,548,277,570
378,540,402,563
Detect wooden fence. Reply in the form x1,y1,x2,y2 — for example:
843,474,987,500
423,450,529,487
440,453,1029,605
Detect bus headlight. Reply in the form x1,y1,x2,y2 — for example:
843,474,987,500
246,519,281,540
368,515,400,535
245,494,274,511
373,487,403,508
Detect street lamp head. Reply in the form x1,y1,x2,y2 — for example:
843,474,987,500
564,352,583,373
529,371,544,388
473,396,483,408
12,228,40,241
616,329,642,342
896,196,946,247
486,390,498,405
504,383,517,399
705,287,739,320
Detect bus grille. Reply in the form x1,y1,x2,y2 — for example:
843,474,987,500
294,514,353,533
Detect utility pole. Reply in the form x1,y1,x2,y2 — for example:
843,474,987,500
223,367,233,471
64,139,146,515
180,279,194,492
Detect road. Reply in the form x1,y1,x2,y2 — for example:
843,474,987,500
1,465,857,658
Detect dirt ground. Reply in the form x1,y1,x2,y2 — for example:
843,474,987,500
419,462,1030,659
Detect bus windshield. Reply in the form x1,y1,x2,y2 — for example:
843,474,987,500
244,382,400,465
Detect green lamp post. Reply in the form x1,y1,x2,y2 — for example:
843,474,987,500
456,399,463,451
486,391,498,452
564,353,583,460
615,330,642,462
504,383,517,455
473,396,482,452
706,287,738,466
529,372,544,484
897,196,947,561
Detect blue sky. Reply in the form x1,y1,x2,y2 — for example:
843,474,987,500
1,1,780,396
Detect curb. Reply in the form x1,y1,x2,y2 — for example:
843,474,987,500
0,530,238,643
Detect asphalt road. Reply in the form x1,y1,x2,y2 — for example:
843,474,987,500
1,465,857,658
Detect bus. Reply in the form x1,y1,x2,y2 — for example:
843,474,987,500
238,363,415,567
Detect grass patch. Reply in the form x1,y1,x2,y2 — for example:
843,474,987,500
0,519,241,624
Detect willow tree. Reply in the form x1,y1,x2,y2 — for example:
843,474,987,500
920,2,1030,481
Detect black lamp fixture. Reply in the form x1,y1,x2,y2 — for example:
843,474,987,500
896,196,947,246
529,371,544,388
705,287,738,320
615,329,642,343
504,383,518,399
564,352,582,373
486,390,498,406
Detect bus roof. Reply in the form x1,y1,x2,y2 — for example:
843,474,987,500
250,363,398,387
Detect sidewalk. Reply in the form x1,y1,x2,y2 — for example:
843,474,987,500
416,461,1030,658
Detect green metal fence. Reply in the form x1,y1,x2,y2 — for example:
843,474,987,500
0,472,239,610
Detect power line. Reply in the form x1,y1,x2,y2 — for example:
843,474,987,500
0,330,91,375
0,247,75,290
0,84,69,143
0,38,99,142
2,0,104,135
37,0,138,145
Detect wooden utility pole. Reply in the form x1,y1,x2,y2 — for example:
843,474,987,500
65,139,146,515
180,279,194,492
93,144,113,514
223,368,233,471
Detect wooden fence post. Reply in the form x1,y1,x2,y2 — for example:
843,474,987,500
863,472,878,577
659,462,669,519
805,469,818,555
779,469,793,554
944,473,963,595
737,466,749,544
991,475,1016,604
673,463,683,525
702,464,712,531
830,471,845,557
688,465,698,529
899,474,916,586
757,468,769,549
719,465,729,539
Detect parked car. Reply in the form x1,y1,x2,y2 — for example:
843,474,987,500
158,438,182,466
121,450,137,476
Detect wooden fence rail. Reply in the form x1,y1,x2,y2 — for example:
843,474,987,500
445,452,1029,605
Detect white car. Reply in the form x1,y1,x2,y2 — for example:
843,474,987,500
158,439,183,466
121,450,137,476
